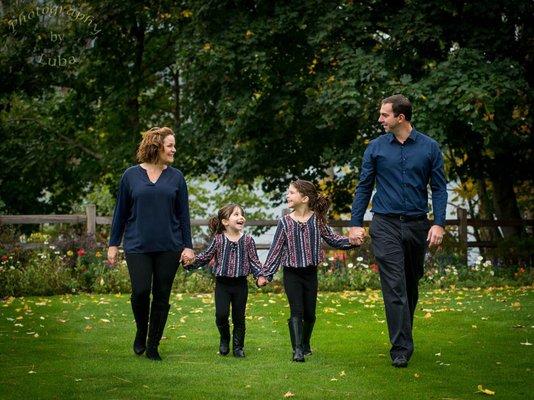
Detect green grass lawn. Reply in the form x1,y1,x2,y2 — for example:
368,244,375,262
1,287,532,400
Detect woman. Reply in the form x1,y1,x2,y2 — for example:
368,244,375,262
107,127,194,361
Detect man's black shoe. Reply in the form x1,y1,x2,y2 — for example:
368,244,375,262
392,355,408,368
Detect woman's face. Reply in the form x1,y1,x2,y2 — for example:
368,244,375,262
159,135,176,164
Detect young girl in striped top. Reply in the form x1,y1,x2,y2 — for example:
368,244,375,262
185,204,267,357
261,180,358,362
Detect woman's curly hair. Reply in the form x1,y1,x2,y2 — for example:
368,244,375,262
136,127,174,164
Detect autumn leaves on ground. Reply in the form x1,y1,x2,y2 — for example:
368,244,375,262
0,288,532,400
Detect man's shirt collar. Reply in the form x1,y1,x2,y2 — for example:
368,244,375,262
388,128,418,143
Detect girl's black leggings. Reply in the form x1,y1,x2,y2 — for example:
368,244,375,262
214,276,248,328
283,266,318,323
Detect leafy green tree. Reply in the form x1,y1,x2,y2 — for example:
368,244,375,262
1,0,531,239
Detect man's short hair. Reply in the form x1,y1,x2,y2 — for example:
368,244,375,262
382,94,412,121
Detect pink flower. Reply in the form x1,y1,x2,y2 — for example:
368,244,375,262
77,248,86,257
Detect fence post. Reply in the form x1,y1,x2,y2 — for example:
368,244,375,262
457,207,468,265
86,204,96,238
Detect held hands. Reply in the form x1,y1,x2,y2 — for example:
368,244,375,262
181,248,195,267
107,246,118,266
348,227,366,246
256,276,268,287
427,225,445,247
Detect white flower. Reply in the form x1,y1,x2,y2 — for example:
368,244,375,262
328,256,334,261
322,262,328,267
356,257,363,262
347,263,354,269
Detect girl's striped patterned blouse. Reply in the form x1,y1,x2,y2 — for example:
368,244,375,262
263,213,355,278
189,233,263,278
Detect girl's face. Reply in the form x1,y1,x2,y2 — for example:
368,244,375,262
158,135,176,164
222,207,246,232
286,184,308,209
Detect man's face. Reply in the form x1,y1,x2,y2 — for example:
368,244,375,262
378,102,400,133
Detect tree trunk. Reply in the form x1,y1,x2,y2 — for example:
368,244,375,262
476,179,502,239
171,67,181,132
488,172,523,238
126,19,145,150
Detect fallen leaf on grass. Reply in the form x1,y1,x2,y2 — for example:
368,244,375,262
424,312,432,319
477,385,495,395
283,391,295,398
520,340,532,346
100,319,110,323
28,370,36,374
339,370,346,377
414,373,420,378
330,378,338,381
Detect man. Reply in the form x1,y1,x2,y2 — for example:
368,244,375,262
349,94,447,368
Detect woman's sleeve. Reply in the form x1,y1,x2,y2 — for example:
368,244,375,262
109,172,131,246
176,174,193,248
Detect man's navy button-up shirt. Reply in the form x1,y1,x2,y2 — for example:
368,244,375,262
351,129,447,227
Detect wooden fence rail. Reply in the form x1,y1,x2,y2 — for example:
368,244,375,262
2,206,533,260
